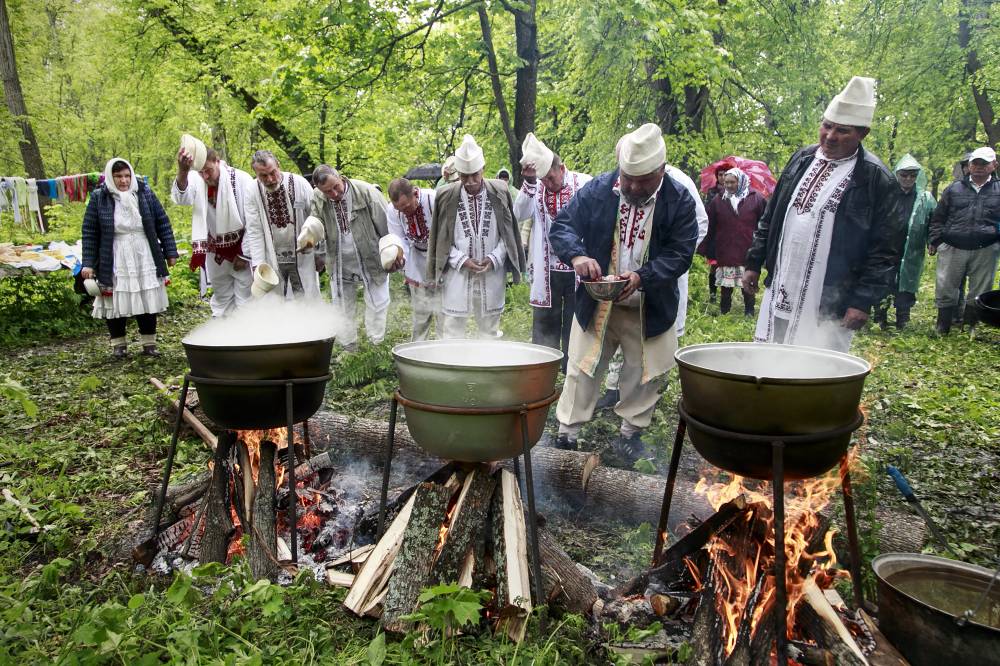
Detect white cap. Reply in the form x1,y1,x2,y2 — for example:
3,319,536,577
453,134,486,174
618,123,666,176
969,146,997,162
520,132,554,176
823,76,877,127
180,133,208,171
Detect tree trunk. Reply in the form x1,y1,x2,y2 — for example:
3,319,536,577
959,0,1000,145
0,0,47,226
477,5,518,179
510,0,538,186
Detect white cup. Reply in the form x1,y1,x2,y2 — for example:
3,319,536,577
251,264,279,298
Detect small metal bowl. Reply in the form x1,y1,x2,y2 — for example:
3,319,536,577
583,278,628,301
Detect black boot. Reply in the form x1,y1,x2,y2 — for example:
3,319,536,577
719,287,733,315
895,306,911,330
935,307,956,335
708,268,717,303
874,305,889,331
963,305,979,332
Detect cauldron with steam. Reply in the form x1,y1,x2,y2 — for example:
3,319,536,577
182,338,334,430
674,342,871,479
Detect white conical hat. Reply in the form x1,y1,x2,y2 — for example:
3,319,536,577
180,133,207,171
520,132,554,176
453,134,485,174
824,76,877,127
618,123,666,176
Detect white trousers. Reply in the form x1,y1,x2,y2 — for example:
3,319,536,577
410,285,441,341
337,280,388,346
206,256,253,317
442,290,501,339
557,307,676,438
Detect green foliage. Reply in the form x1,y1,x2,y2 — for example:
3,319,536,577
406,583,492,634
0,271,96,346
334,340,395,389
0,376,37,417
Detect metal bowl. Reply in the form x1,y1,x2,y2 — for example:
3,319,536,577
393,339,563,462
675,343,870,479
183,338,334,430
873,553,1000,666
583,279,628,301
976,289,1000,327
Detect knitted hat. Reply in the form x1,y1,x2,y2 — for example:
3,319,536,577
453,134,486,174
823,76,877,127
618,123,666,176
520,132,554,176
180,133,208,171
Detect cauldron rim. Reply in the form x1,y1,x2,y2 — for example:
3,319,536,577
675,342,871,386
392,339,563,373
182,336,335,352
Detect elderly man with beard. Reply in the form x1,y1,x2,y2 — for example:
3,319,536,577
427,134,525,338
300,165,396,348
743,76,903,352
244,150,318,298
514,133,592,370
548,123,698,462
387,177,439,341
172,143,256,316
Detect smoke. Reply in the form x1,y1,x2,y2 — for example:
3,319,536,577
183,297,346,346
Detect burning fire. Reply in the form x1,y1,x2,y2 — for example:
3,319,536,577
693,448,857,656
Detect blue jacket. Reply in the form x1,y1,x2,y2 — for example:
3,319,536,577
549,169,699,338
82,182,178,288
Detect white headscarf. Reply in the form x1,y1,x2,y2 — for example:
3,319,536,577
103,157,141,224
722,167,750,212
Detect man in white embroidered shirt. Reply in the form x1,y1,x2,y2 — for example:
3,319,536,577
743,76,903,352
514,133,591,371
387,177,439,341
427,134,525,338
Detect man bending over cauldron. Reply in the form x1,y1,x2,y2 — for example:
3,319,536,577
548,123,699,464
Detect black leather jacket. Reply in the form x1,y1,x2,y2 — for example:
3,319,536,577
927,176,1000,250
745,144,904,316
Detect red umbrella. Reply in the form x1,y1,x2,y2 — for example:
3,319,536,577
700,156,777,198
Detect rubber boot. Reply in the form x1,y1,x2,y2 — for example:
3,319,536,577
895,306,910,330
935,307,956,336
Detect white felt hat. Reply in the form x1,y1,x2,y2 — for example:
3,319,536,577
618,123,666,176
453,134,485,174
296,216,325,251
969,146,997,162
180,133,208,171
520,132,554,176
824,76,877,127
251,264,279,298
378,234,404,270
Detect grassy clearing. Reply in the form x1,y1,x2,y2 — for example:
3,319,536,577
0,204,997,663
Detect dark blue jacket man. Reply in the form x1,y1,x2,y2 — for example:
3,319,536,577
547,123,698,463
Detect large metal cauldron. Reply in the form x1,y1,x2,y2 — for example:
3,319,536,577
977,289,1000,327
393,339,562,462
873,553,1000,666
675,343,870,479
183,338,334,430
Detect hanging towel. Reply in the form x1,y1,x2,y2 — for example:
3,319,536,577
26,179,43,232
0,179,12,215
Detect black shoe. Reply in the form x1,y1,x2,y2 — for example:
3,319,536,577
141,344,161,357
112,345,128,359
554,435,578,451
935,307,955,336
595,388,620,410
610,432,646,467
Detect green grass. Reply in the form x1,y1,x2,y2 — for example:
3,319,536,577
0,230,997,662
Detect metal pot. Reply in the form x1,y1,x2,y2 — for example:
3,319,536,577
675,343,870,479
183,337,334,430
873,553,1000,666
392,339,562,462
977,289,1000,327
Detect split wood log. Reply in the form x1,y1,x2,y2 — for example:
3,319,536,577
616,494,750,597
690,559,724,666
325,545,375,569
157,473,211,525
724,571,769,666
537,528,600,616
326,570,356,588
149,377,217,451
344,492,417,615
381,483,454,633
248,441,278,581
857,608,910,666
492,469,533,643
307,413,927,555
200,432,236,564
431,467,497,586
235,442,255,523
796,578,868,666
787,641,837,666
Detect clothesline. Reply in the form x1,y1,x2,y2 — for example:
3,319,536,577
0,171,149,234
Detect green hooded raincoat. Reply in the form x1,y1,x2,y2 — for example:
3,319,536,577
893,154,937,293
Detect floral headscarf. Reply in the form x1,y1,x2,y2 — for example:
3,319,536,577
722,167,750,212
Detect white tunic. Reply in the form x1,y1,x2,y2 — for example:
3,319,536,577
442,187,507,316
513,171,592,307
387,188,435,287
755,148,857,351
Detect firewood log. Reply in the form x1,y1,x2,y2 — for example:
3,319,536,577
248,441,278,581
199,432,236,564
